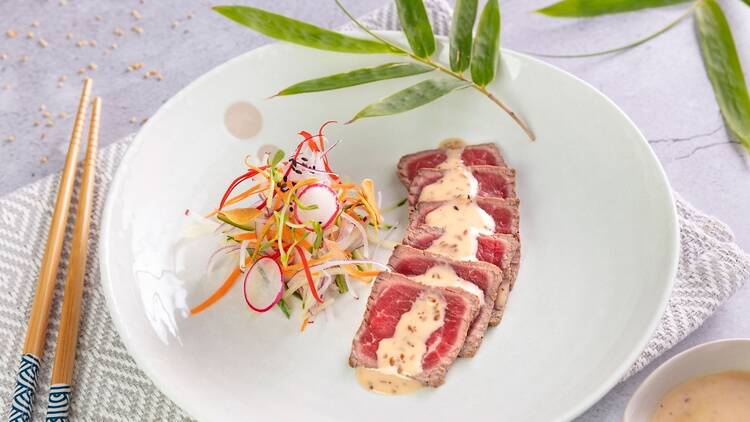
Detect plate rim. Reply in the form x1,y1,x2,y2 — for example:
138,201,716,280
99,31,679,422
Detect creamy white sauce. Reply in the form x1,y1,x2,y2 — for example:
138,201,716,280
424,201,495,261
418,167,478,202
355,367,424,396
356,292,446,395
410,264,483,304
436,145,464,169
651,370,750,421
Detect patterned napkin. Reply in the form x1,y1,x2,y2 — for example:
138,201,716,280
1,1,749,420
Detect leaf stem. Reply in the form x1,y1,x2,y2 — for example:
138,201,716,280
334,0,535,141
521,1,699,59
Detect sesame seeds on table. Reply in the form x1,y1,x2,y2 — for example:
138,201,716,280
1,2,203,176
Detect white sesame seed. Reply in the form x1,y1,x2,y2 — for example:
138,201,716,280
141,117,148,125
58,112,67,118
132,26,144,35
6,29,17,38
88,63,97,71
129,116,137,123
113,27,124,36
0,53,7,60
20,55,29,63
40,133,47,140
5,135,16,142
42,110,52,118
2,84,11,90
33,120,41,127
58,75,67,82
39,104,46,111
187,12,194,20
89,39,97,47
171,21,179,29
131,9,142,20
66,32,73,40
57,81,64,88
58,0,66,6
77,40,88,47
110,43,117,49
26,31,35,39
77,67,85,75
45,119,54,127
40,155,49,164
38,38,48,48
31,21,40,28
95,15,103,22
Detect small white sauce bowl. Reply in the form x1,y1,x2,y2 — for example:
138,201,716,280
624,338,750,421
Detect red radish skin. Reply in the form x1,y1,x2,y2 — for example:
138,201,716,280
294,183,340,229
243,257,284,313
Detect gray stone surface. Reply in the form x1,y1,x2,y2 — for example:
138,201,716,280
1,0,748,420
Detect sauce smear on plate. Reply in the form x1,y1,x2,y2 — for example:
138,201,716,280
651,370,750,421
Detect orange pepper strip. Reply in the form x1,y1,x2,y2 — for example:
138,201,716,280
300,317,310,332
295,245,323,304
191,259,248,315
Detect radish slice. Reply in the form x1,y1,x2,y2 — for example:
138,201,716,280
294,183,340,229
243,257,284,313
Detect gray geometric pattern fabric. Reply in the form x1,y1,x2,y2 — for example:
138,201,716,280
1,1,748,420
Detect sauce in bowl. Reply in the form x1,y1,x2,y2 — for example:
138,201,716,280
651,370,750,421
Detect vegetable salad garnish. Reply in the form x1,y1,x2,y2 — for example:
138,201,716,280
190,122,395,330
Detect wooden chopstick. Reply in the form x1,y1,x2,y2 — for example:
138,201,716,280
8,79,92,422
44,97,101,421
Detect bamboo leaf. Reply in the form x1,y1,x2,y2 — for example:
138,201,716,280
695,0,750,152
213,5,400,54
349,78,469,122
394,0,436,57
536,0,691,17
449,0,478,72
471,0,501,87
274,62,434,96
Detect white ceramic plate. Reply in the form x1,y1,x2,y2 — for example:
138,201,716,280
100,32,678,422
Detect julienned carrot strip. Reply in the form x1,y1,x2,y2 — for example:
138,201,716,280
191,262,246,315
232,232,257,241
206,183,268,217
344,266,381,278
219,165,270,211
300,317,310,332
295,245,323,304
331,182,356,190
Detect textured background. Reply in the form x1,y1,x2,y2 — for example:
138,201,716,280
1,0,749,420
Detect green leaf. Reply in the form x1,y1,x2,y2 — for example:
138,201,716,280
449,0,478,72
471,0,501,87
394,0,436,57
213,5,400,54
536,0,691,17
695,0,750,153
349,78,469,122
274,62,434,96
